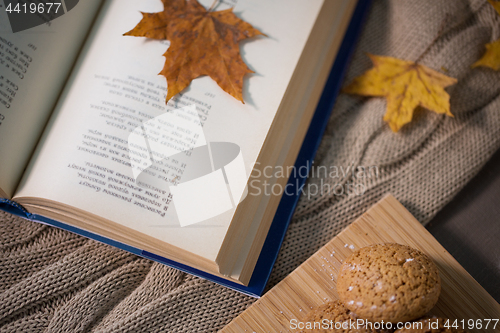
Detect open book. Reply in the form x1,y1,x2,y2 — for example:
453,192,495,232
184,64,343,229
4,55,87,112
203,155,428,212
0,0,367,296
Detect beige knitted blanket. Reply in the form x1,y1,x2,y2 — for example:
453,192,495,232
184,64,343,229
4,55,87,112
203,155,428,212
1,0,500,331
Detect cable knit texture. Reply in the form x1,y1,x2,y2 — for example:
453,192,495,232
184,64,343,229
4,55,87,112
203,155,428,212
1,0,500,331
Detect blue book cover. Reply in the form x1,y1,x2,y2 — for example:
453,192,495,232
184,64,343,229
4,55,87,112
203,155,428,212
0,0,370,297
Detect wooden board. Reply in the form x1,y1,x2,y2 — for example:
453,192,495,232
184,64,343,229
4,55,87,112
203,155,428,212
221,195,500,333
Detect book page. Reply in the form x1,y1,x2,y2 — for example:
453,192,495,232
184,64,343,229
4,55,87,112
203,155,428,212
15,0,323,261
0,1,102,198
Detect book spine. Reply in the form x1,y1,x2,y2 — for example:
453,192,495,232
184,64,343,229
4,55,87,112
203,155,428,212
0,198,31,218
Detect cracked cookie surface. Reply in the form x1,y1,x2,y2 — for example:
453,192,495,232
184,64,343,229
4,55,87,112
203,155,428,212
336,243,441,323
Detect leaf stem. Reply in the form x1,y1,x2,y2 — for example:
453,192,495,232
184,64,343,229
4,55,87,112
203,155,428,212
208,0,219,12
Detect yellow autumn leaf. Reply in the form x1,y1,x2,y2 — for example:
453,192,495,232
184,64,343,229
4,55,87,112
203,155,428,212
472,0,500,70
343,54,457,132
487,0,500,15
472,39,500,70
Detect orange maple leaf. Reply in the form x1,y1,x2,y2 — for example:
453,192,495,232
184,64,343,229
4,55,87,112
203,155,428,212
343,54,457,132
124,0,264,103
472,0,500,70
